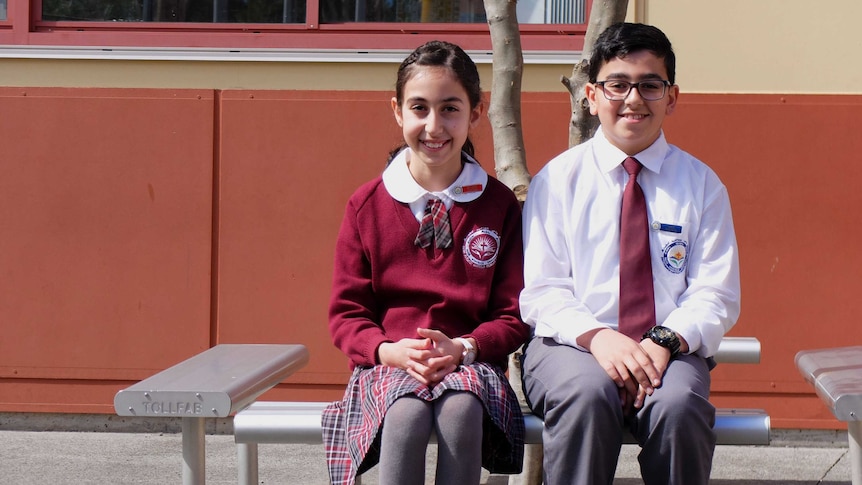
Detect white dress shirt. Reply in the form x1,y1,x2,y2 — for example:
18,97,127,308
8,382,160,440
520,127,740,358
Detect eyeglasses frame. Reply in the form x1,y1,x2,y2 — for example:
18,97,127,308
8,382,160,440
594,79,673,101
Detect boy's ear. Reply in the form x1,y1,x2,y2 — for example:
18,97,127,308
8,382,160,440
665,84,680,115
584,82,599,116
391,97,403,126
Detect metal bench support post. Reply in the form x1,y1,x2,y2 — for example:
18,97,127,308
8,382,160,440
237,442,259,485
182,417,206,485
851,421,862,485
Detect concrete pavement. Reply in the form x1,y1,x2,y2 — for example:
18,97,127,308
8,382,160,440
0,427,854,484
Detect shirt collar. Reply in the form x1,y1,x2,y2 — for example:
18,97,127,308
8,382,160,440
593,125,670,175
382,147,489,205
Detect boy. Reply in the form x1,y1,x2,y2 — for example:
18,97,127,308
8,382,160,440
519,22,740,485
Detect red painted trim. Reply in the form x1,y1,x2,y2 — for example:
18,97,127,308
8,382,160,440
15,29,585,51
9,0,30,44
3,0,588,50
305,0,319,30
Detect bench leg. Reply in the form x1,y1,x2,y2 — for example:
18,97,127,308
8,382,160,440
237,443,258,485
850,420,862,485
181,417,206,485
507,350,543,485
509,443,543,485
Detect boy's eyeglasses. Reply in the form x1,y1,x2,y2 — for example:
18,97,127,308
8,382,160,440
594,80,672,101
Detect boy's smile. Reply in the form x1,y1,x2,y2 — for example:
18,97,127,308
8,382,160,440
585,50,679,156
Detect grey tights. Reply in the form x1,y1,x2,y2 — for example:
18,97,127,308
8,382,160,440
378,392,483,485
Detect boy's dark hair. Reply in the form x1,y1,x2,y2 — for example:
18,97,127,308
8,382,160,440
588,22,676,85
388,40,481,162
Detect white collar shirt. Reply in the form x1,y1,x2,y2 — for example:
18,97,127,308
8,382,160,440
383,147,489,221
519,126,740,357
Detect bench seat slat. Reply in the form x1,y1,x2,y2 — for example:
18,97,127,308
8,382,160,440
233,401,770,446
714,337,761,365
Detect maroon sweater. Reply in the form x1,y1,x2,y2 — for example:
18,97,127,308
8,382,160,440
329,175,529,370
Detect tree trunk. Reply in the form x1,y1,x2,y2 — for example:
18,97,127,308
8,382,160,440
483,2,630,484
484,0,531,203
563,0,629,148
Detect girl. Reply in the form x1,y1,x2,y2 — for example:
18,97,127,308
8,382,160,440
321,40,529,485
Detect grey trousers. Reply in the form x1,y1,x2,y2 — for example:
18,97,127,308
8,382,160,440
521,336,716,485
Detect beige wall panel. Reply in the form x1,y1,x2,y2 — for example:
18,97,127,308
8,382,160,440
641,0,862,94
0,59,397,90
0,58,577,93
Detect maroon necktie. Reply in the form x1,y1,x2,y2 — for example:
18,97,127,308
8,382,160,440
618,157,656,339
414,198,453,249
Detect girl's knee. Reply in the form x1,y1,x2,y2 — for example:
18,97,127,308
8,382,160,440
434,392,482,423
385,396,433,435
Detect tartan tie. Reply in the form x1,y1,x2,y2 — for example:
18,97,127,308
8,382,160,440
414,198,452,249
618,157,656,339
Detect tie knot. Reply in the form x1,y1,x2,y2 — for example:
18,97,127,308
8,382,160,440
623,157,642,177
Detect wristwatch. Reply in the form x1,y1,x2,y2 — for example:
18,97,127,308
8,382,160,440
643,326,681,358
454,337,476,365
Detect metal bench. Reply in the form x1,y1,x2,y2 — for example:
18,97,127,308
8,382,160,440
233,336,769,485
795,346,862,485
113,344,309,485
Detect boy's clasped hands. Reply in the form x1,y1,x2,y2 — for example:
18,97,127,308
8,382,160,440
583,327,687,413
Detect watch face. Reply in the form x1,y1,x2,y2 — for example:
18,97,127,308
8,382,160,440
656,327,673,340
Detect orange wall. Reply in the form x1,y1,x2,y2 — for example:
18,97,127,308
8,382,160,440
0,88,856,430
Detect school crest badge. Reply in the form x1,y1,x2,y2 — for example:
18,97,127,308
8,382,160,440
662,239,688,274
463,227,500,268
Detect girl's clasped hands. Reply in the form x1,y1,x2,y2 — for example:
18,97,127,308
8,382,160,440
378,328,460,385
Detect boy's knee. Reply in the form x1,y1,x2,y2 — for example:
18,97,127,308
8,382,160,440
545,373,620,418
647,390,714,432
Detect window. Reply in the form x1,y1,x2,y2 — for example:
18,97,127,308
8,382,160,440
40,0,585,24
3,0,588,51
322,0,487,24
42,0,307,22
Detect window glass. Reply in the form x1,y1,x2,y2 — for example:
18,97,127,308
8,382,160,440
42,0,306,22
0,0,6,19
40,0,582,24
321,0,486,23
517,0,585,24
320,0,584,24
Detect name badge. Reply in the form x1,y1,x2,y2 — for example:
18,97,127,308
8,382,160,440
454,184,483,195
651,221,682,233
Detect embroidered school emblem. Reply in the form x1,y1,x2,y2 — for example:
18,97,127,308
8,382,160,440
463,227,500,268
662,239,688,274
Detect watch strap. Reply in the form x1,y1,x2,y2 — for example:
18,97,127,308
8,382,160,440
454,337,476,365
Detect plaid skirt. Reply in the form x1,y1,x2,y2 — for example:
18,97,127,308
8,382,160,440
321,363,525,485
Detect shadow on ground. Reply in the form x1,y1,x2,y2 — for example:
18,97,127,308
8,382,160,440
487,478,848,485
613,481,847,485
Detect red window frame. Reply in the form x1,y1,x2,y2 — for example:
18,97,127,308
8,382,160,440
0,0,589,51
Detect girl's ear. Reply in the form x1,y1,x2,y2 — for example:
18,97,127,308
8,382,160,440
391,97,403,126
469,101,484,129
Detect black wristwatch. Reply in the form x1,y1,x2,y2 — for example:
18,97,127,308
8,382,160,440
643,326,681,358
